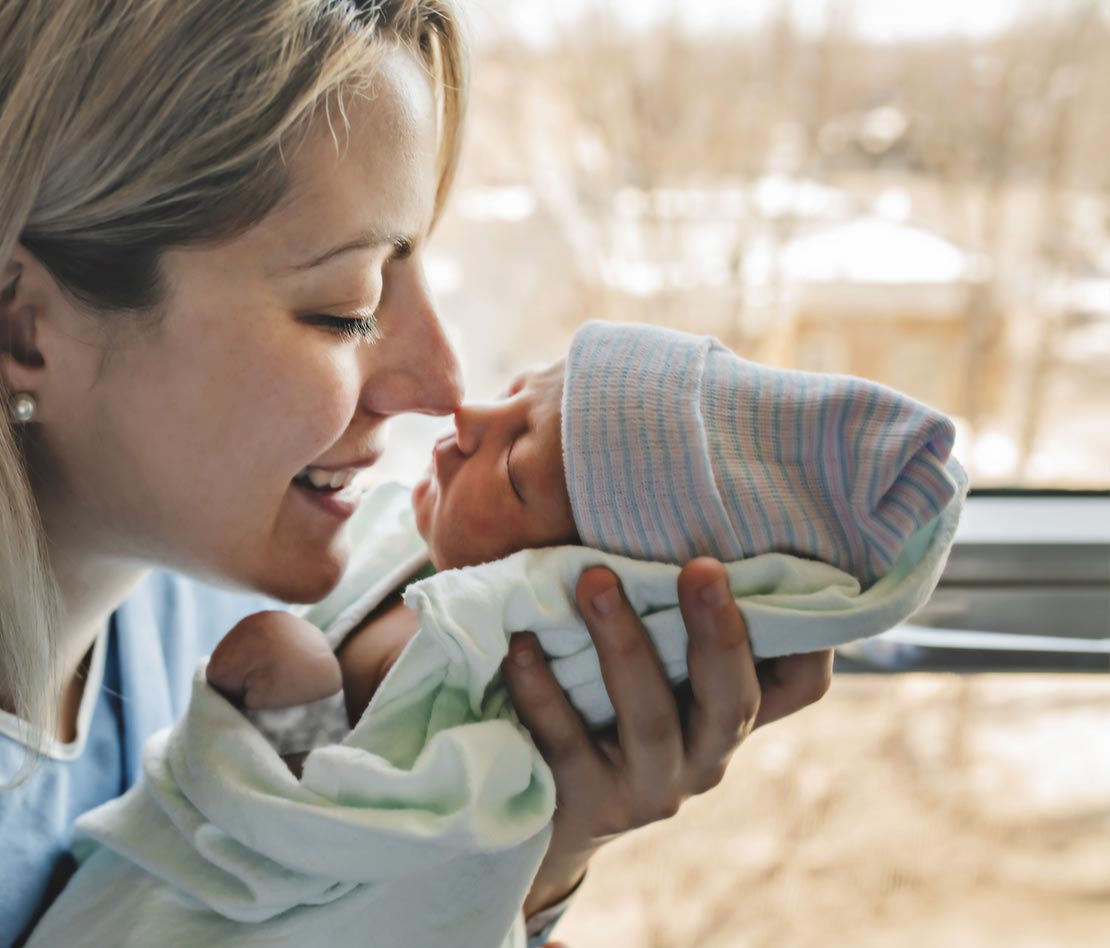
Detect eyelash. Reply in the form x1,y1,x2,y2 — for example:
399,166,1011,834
310,313,382,343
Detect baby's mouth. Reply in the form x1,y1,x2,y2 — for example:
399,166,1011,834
430,431,458,481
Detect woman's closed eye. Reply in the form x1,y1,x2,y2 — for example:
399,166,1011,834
307,311,382,343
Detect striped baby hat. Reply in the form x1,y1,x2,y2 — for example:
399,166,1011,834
560,320,961,588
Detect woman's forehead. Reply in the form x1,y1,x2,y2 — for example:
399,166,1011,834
256,52,438,278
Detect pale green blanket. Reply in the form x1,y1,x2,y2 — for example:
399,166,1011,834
30,461,967,948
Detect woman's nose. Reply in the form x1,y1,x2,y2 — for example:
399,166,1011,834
359,259,465,417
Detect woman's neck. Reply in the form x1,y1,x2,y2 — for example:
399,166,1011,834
54,551,147,662
24,442,149,738
49,546,147,739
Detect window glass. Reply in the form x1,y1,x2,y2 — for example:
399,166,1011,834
372,4,1110,945
378,0,1110,496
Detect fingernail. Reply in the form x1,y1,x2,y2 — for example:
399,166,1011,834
511,635,536,667
699,576,730,608
592,584,620,616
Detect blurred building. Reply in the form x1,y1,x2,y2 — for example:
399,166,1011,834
762,216,992,413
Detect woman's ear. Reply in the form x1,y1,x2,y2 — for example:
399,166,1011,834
0,244,95,411
0,251,46,376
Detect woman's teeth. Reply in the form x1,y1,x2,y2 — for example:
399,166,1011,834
294,466,361,491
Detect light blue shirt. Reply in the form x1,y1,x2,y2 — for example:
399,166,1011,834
0,570,278,947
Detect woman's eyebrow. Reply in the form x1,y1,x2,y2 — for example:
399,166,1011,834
278,230,414,274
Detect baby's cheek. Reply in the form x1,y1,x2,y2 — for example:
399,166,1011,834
454,507,525,566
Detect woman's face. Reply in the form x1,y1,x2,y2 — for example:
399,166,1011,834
29,47,463,603
411,359,578,570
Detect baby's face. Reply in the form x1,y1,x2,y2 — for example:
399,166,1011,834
411,359,579,570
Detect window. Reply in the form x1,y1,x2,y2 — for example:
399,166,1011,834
369,2,1110,945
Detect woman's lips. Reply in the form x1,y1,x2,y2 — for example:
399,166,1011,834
292,479,363,520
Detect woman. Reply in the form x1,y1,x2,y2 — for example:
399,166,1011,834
0,2,833,945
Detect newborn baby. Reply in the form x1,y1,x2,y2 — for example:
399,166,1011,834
208,319,961,759
207,354,580,742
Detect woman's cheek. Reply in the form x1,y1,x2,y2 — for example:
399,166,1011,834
282,354,363,460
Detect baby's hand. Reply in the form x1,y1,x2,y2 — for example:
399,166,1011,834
207,611,343,710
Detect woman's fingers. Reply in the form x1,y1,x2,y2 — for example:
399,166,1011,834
574,568,684,793
677,558,761,792
501,631,603,778
753,648,834,729
507,561,833,877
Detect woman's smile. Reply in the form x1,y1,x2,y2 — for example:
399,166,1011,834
291,476,366,521
290,447,385,521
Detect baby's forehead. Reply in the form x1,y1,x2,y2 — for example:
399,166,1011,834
511,360,566,450
503,357,565,389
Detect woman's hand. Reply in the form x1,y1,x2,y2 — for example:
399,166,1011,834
502,557,833,918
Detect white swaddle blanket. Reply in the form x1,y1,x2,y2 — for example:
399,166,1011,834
30,463,967,948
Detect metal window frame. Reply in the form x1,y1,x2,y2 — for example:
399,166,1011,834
836,490,1110,674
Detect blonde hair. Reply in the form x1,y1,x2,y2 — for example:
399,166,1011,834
0,0,468,785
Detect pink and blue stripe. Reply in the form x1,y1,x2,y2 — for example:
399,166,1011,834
561,321,961,588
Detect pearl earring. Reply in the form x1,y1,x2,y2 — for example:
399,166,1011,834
8,392,36,424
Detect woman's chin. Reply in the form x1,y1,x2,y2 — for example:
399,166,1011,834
248,539,350,605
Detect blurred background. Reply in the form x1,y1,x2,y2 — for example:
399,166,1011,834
373,0,1110,944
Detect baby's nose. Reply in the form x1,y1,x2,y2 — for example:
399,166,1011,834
453,404,490,456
